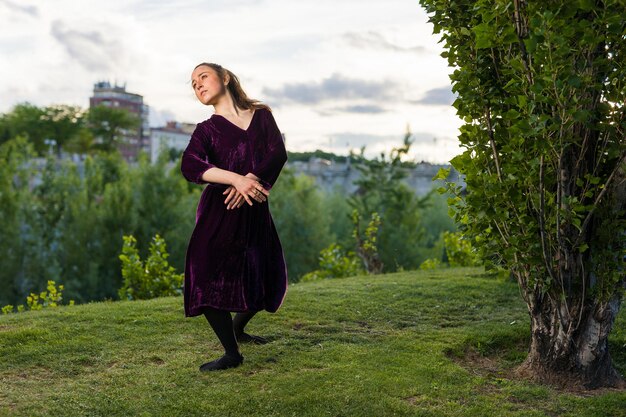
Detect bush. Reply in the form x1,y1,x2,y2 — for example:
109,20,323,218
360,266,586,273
118,234,183,300
419,231,481,269
352,210,383,274
301,243,365,282
1,280,74,314
419,258,443,270
443,231,482,267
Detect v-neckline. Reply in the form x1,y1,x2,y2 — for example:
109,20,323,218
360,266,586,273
211,109,257,132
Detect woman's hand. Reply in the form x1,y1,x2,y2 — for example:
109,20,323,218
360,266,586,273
223,174,269,209
223,186,246,209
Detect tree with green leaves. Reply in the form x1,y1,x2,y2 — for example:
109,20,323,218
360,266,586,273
348,128,434,271
39,105,86,157
351,210,383,274
421,0,625,388
87,104,140,152
0,136,38,306
0,103,93,156
269,167,336,281
0,103,49,154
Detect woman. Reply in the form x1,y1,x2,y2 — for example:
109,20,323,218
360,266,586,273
180,62,289,372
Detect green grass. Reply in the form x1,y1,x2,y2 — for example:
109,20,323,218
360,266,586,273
0,267,624,417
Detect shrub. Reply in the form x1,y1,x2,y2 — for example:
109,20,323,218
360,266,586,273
301,243,365,282
118,233,183,300
352,210,383,274
1,280,74,314
443,231,482,267
419,258,443,270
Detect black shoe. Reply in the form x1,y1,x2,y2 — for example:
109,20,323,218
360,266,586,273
199,352,244,372
236,332,269,345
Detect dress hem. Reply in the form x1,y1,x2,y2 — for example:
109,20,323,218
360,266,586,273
184,302,279,317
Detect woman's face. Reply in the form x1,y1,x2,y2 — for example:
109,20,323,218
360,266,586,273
191,65,226,105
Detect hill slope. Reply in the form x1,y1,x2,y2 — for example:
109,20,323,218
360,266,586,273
1,268,624,417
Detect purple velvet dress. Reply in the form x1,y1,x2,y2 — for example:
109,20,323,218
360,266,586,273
180,107,288,317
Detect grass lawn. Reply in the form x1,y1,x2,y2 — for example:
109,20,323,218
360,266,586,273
1,267,624,416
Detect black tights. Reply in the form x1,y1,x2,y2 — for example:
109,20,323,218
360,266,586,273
202,308,258,356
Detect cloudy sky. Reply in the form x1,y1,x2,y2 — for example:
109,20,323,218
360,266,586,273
0,0,463,163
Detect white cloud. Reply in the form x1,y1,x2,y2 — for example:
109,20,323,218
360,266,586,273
0,0,462,163
342,30,428,54
50,20,128,72
0,0,38,17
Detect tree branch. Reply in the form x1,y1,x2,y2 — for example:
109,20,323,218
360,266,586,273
573,152,626,248
485,105,503,182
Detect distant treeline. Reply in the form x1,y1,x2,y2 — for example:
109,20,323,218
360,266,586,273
287,149,420,168
0,102,140,157
0,111,456,308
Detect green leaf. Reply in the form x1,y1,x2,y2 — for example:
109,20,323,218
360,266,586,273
578,0,595,11
472,23,495,49
433,167,450,181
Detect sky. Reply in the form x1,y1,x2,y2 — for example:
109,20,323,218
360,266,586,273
0,0,463,163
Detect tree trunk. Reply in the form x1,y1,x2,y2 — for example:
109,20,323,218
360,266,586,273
517,288,624,389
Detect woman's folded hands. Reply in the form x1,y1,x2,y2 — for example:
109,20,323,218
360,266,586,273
223,172,270,210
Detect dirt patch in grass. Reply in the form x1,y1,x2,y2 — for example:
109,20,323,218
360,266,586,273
147,355,165,365
403,394,440,408
447,343,626,396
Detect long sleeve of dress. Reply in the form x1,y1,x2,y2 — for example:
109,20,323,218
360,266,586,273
180,124,217,185
181,109,289,317
250,111,288,190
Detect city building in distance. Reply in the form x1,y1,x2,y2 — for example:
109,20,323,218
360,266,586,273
150,121,196,163
89,81,150,162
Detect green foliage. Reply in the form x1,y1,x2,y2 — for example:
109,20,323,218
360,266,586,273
287,170,456,279
0,135,196,307
348,129,415,217
270,167,336,281
0,101,142,156
419,231,481,269
286,148,418,168
300,243,365,282
0,104,458,307
86,105,141,152
420,0,626,383
325,186,354,249
302,209,383,281
0,136,48,306
419,258,443,270
348,128,438,272
26,280,67,311
1,304,15,314
287,149,360,163
118,234,183,301
39,105,87,156
420,0,625,301
0,103,91,156
1,280,74,314
351,210,383,274
0,103,49,153
420,189,457,246
443,231,482,267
